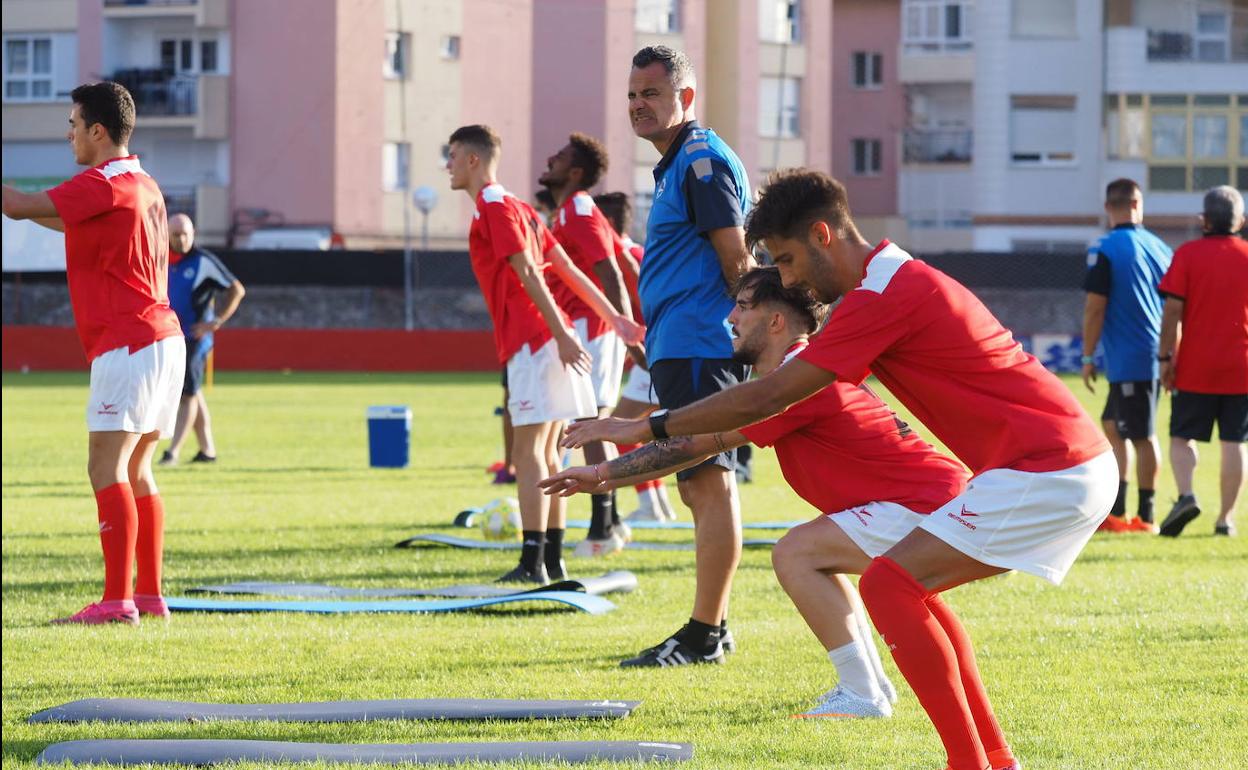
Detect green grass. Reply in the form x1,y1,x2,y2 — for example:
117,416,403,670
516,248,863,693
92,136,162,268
2,371,1245,770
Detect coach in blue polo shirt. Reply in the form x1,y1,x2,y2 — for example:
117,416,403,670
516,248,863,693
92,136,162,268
622,45,754,668
1081,178,1172,530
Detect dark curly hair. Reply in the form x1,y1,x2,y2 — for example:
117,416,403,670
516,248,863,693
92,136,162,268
568,132,609,189
745,169,857,248
732,265,827,334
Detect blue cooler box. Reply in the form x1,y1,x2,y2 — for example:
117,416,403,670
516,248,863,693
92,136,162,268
367,405,411,468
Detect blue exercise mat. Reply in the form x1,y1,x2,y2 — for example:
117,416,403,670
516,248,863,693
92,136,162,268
565,519,801,530
397,533,777,552
165,591,614,615
188,571,638,599
35,739,694,765
28,697,641,724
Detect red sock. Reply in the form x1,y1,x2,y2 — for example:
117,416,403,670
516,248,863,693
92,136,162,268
95,483,138,602
927,594,1014,769
135,493,166,596
860,557,988,770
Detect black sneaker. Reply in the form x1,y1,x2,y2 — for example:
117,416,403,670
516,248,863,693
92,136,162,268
1214,523,1236,537
720,628,736,655
190,451,217,464
156,450,176,467
545,558,568,582
1159,495,1200,537
620,634,724,668
496,564,548,585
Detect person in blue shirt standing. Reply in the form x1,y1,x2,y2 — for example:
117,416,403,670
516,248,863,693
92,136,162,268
1081,179,1172,531
621,45,755,667
158,213,245,466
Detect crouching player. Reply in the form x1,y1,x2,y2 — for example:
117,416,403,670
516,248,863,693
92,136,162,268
545,267,969,714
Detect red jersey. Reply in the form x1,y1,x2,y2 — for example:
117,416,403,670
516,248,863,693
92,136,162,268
742,344,968,514
1158,235,1248,394
614,233,645,325
46,156,180,361
549,191,613,339
468,183,564,363
798,241,1108,475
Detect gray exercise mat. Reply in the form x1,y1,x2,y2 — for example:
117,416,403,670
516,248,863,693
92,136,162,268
28,698,640,724
189,570,638,599
397,533,777,551
35,739,694,765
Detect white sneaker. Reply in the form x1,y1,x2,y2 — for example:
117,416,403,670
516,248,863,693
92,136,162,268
573,534,624,558
792,685,892,719
624,507,664,523
878,675,898,705
612,521,632,544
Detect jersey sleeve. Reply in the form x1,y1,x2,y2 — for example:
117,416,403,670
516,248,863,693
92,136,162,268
46,171,115,226
683,158,745,234
1158,246,1188,299
799,290,908,385
197,251,238,291
482,200,529,262
562,209,613,267
1083,251,1112,295
739,392,820,447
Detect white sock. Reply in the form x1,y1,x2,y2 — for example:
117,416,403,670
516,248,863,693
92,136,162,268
827,640,886,703
853,601,897,703
655,484,676,519
634,485,658,515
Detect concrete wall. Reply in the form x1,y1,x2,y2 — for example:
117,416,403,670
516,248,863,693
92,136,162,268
333,0,384,238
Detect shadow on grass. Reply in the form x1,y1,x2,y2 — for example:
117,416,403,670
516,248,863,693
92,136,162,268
1,739,49,763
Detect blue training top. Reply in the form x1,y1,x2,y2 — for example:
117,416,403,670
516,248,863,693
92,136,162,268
1083,223,1172,382
639,121,751,363
167,246,238,355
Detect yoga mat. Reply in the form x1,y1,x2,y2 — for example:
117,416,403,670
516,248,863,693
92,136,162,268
28,698,641,724
164,591,614,615
35,739,694,765
397,534,777,552
189,571,637,599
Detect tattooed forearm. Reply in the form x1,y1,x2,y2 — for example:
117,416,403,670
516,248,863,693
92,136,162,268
609,436,702,479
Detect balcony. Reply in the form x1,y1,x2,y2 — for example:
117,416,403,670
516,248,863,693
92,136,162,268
103,0,228,28
112,68,228,139
903,129,972,164
1146,29,1247,63
1106,27,1247,94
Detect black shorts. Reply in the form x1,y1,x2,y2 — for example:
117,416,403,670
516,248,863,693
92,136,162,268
1100,380,1159,440
182,338,209,396
1170,391,1248,443
649,357,748,481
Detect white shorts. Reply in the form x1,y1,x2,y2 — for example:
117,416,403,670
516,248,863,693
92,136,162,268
87,337,186,437
573,317,625,409
506,337,597,427
918,450,1117,585
619,364,659,405
827,501,928,559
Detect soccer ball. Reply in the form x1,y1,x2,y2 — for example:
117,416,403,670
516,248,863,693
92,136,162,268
479,497,522,541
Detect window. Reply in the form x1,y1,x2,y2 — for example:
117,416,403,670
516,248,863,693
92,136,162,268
852,52,882,89
1011,0,1076,38
760,76,801,138
760,0,800,43
1193,115,1228,158
160,38,195,73
1010,95,1076,164
903,0,973,53
1151,113,1186,158
384,32,410,79
200,40,218,73
3,36,53,101
1241,114,1248,157
440,35,460,60
383,142,410,191
635,0,679,33
1127,93,1248,192
1148,166,1187,191
852,139,882,175
1194,10,1229,62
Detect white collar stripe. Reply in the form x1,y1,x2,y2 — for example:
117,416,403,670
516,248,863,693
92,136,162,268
98,158,147,180
858,243,912,294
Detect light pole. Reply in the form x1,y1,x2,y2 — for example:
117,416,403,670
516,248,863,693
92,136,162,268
408,185,438,332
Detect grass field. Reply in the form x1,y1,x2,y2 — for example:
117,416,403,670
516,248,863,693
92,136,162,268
2,370,1245,770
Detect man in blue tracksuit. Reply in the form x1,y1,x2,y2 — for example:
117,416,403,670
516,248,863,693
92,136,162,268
1081,178,1172,530
158,213,246,466
622,45,755,667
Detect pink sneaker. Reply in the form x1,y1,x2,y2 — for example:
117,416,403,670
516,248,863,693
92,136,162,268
51,600,139,626
134,594,171,618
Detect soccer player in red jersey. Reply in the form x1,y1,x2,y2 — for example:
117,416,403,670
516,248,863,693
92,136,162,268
539,134,635,554
563,170,1114,770
446,124,642,583
2,82,185,625
545,267,970,717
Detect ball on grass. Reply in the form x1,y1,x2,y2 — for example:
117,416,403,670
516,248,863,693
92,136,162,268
479,497,522,541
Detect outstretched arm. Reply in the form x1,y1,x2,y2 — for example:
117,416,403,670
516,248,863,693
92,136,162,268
2,186,59,220
563,357,835,447
546,243,644,345
541,431,749,496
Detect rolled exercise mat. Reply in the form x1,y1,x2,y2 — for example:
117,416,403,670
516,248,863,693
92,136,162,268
163,591,614,616
189,571,638,599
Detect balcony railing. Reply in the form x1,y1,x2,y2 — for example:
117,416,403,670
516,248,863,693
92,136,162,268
903,128,972,163
162,185,196,217
104,1,195,6
1147,29,1248,62
112,69,197,116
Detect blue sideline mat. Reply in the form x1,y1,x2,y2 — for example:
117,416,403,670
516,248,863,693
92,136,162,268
28,698,641,724
189,571,638,599
397,533,778,552
565,519,801,530
165,591,614,615
35,739,694,765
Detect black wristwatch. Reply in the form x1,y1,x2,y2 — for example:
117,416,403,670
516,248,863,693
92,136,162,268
648,409,671,440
